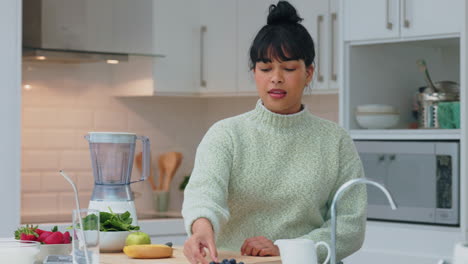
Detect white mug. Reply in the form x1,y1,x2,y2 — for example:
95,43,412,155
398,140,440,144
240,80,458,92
274,238,331,264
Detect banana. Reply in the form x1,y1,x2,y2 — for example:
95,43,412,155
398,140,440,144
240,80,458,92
123,244,173,259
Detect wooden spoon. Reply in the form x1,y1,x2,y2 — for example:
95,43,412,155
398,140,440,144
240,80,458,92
157,152,183,191
135,152,157,191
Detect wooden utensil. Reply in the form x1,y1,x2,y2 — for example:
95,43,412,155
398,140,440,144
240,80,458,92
135,152,157,191
157,152,183,191
101,247,281,264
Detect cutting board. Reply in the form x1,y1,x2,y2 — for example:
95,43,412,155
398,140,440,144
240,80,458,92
101,247,282,264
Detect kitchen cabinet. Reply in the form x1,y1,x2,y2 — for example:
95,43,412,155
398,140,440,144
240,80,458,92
343,0,463,42
113,0,200,96
340,38,461,139
199,0,237,96
339,0,468,262
290,0,339,92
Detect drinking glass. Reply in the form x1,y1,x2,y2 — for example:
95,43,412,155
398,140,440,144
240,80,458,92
72,209,100,264
0,240,40,264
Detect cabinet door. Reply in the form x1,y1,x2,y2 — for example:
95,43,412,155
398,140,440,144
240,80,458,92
237,0,276,94
400,0,463,38
343,0,399,42
152,0,199,94
290,0,330,90
199,0,237,95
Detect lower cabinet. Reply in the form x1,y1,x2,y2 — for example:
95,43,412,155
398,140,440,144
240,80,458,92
151,235,187,246
140,218,187,246
343,221,461,264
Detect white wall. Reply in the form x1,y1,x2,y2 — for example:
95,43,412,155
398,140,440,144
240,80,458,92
0,0,22,236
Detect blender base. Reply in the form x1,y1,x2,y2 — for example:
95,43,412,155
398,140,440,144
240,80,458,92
88,200,138,225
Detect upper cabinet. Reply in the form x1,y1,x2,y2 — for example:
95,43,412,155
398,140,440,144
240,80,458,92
400,0,463,38
114,0,341,97
113,0,199,96
289,0,339,92
199,0,237,96
343,0,463,42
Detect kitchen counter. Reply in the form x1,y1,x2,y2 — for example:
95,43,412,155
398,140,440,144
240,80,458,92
102,247,281,264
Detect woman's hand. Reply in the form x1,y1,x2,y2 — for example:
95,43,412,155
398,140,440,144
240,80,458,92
240,236,280,256
183,218,218,264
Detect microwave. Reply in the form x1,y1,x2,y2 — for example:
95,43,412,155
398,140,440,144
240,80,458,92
354,141,459,225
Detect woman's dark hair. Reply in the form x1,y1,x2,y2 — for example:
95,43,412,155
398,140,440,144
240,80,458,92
249,1,315,70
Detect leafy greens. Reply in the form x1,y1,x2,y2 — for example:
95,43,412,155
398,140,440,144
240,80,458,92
81,209,140,232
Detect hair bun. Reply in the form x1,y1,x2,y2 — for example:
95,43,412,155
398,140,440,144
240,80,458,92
267,1,303,25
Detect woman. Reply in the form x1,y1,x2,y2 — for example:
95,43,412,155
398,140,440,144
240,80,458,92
182,1,367,263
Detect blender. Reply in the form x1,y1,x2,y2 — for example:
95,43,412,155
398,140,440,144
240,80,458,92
85,132,150,225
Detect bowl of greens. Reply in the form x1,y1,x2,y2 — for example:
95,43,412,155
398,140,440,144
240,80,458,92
82,209,140,253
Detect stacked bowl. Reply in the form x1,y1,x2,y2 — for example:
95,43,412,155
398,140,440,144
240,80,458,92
355,104,400,129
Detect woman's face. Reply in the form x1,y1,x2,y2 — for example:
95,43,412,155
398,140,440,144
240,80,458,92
253,58,314,115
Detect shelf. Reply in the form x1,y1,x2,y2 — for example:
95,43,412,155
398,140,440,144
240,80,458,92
350,129,460,140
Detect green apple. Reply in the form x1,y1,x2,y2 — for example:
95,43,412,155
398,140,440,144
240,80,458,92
125,232,151,246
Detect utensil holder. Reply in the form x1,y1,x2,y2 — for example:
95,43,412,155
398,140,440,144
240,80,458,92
153,191,170,212
418,92,459,128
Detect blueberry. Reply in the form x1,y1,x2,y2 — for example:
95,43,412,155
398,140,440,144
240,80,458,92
209,262,216,264
164,242,173,247
222,259,228,263
229,259,236,264
238,262,245,264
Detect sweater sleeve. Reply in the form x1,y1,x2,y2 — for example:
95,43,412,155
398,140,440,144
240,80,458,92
181,122,233,238
298,130,367,262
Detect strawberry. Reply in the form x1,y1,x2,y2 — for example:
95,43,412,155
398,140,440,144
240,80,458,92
63,231,71,244
43,232,64,245
14,225,38,240
35,228,46,235
20,233,37,241
37,231,53,243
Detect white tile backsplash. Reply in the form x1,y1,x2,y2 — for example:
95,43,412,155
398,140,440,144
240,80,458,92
41,171,76,192
22,150,60,171
21,172,41,193
59,150,92,170
21,61,338,223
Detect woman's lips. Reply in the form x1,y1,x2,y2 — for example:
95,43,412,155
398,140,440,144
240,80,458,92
268,89,287,99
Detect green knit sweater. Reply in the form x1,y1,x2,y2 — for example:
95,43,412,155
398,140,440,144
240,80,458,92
182,100,367,262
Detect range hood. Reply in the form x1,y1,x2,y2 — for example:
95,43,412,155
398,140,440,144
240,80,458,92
22,0,164,64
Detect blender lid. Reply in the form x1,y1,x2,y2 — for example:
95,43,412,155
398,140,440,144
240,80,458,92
87,132,137,143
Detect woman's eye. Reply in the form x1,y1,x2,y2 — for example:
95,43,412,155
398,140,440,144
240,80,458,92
284,68,296,72
260,68,271,72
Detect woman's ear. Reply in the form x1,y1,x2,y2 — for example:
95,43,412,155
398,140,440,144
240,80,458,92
305,65,314,83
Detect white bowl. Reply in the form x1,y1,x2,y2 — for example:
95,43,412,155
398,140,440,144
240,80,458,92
35,244,71,264
356,113,399,129
100,231,130,253
356,104,397,113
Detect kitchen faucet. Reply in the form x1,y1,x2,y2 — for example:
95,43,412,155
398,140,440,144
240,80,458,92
330,178,397,264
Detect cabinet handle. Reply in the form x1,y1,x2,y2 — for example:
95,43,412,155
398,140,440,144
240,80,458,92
330,13,337,81
316,15,324,82
389,154,396,161
378,155,386,162
385,0,393,29
200,25,207,87
403,0,410,28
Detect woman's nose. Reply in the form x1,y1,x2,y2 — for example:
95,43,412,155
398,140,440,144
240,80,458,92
271,69,284,84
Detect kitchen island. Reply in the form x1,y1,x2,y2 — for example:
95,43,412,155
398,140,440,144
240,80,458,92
102,247,281,264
